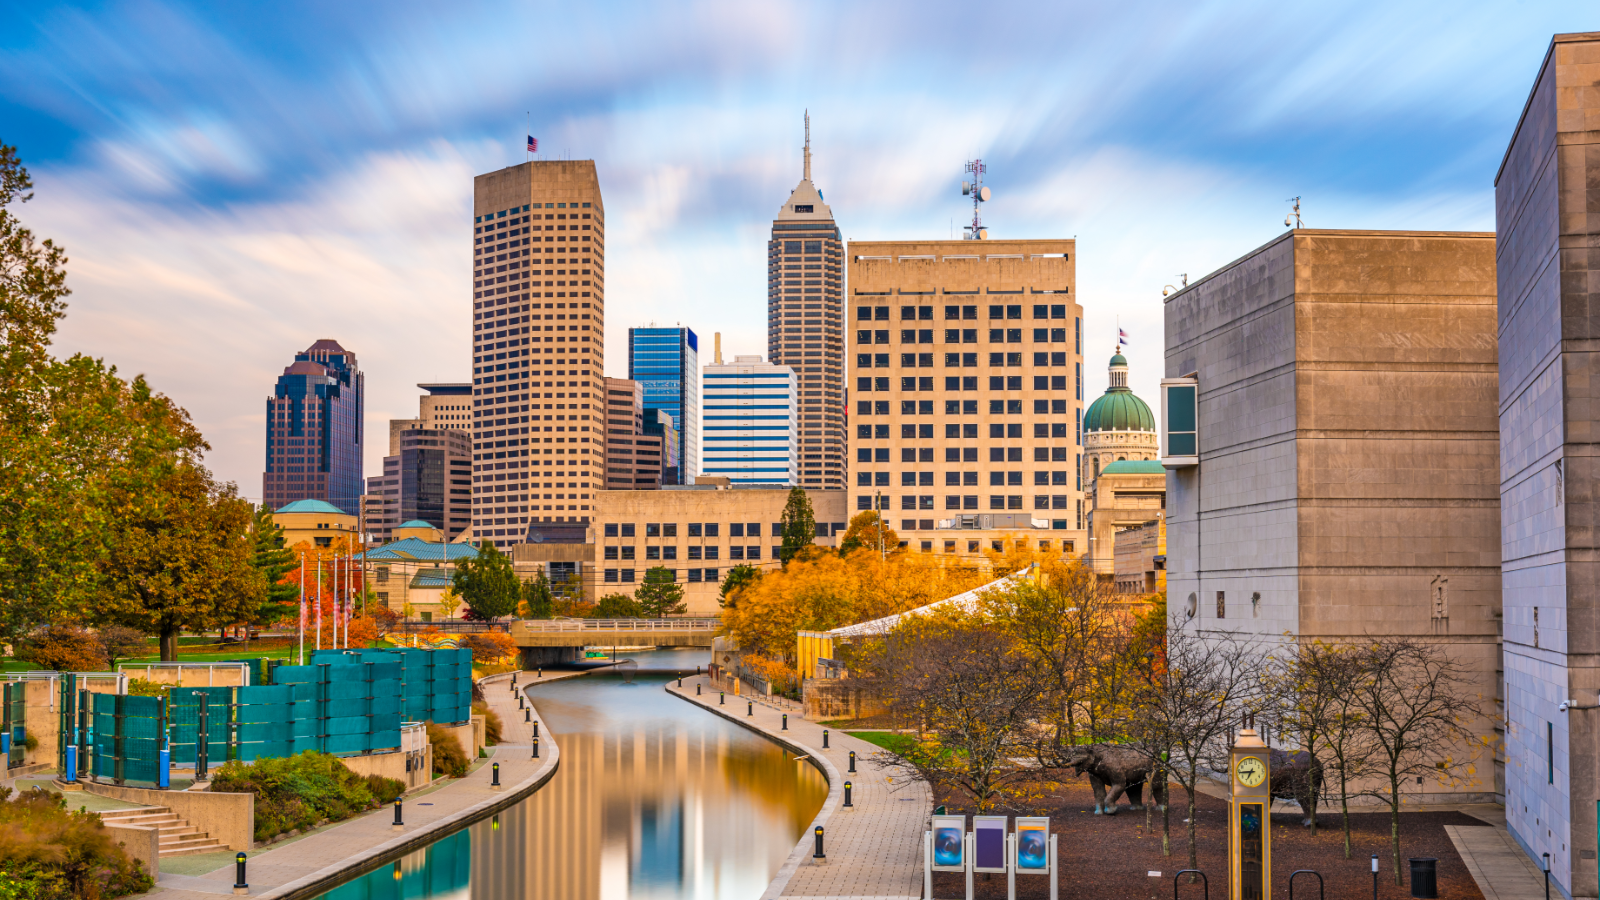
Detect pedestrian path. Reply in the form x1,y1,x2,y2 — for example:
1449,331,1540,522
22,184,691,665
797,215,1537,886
131,668,572,900
667,675,929,900
1445,823,1551,900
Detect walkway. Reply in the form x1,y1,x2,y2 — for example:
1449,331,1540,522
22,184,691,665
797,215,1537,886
1444,819,1552,900
130,667,580,900
667,675,930,900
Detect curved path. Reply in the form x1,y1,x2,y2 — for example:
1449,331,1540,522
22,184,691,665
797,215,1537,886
667,675,929,900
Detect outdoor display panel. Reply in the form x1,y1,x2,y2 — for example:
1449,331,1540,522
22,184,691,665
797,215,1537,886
972,816,1008,873
930,815,966,871
1014,817,1051,872
1238,803,1264,900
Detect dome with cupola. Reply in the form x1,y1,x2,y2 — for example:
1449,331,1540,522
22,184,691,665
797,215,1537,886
1084,350,1155,433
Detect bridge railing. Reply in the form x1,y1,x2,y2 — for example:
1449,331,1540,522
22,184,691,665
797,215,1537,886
391,621,510,634
515,618,721,633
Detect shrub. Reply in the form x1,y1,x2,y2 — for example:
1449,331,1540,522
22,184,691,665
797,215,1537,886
0,786,153,899
208,751,402,843
126,679,169,698
95,626,149,669
19,625,108,672
471,702,503,745
427,722,469,778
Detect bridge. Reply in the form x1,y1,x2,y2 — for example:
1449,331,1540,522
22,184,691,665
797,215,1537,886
509,618,720,666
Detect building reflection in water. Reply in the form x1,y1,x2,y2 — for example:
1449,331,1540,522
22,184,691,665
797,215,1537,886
315,655,825,900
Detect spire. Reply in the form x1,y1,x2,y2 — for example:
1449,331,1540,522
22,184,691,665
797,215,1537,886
803,110,811,183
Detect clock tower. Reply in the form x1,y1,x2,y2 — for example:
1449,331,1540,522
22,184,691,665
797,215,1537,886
1229,720,1272,900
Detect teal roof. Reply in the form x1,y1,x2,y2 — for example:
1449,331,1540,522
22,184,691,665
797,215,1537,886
365,537,478,563
1100,460,1167,475
1109,352,1127,367
398,520,436,529
1084,387,1155,433
410,567,454,589
276,499,348,515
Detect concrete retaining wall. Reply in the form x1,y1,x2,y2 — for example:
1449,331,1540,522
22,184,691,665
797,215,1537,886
106,823,160,880
85,782,254,851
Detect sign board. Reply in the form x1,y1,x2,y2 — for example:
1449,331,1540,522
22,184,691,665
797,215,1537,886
930,815,966,872
1014,817,1051,872
972,816,1008,873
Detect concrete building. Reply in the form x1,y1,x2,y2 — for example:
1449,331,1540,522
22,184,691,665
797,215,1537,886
272,498,360,550
262,340,364,514
471,161,605,548
601,377,665,490
1082,350,1162,576
701,355,798,485
767,114,846,490
846,239,1086,558
366,385,474,545
628,326,698,485
1113,517,1166,596
364,532,478,622
1162,228,1500,795
387,382,473,453
1496,31,1600,899
1089,460,1167,579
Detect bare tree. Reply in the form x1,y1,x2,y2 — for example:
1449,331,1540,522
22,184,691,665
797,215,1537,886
1275,639,1378,854
1348,638,1487,884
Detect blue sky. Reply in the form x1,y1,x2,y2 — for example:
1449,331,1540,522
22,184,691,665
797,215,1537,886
2,1,1590,496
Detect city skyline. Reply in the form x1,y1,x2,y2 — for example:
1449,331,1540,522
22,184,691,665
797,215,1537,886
3,1,1594,494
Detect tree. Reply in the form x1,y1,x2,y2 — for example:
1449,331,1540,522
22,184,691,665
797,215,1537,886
635,567,687,618
437,587,461,620
96,625,148,669
1276,640,1375,850
594,593,642,618
718,564,761,610
519,568,553,619
19,625,107,671
551,572,595,618
838,510,897,556
96,460,265,661
779,486,816,564
450,542,519,621
250,504,298,625
1348,639,1486,884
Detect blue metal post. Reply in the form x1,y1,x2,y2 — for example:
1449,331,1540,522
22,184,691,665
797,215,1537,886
63,745,77,782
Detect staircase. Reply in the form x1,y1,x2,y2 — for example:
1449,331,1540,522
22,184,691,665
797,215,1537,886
98,806,230,857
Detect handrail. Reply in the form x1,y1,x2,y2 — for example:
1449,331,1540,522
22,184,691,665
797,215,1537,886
1173,870,1208,900
515,618,721,632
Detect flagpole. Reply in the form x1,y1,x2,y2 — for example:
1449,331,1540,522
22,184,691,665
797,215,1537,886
298,552,305,665
316,556,323,653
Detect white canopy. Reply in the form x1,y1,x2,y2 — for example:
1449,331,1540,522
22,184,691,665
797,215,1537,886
821,567,1032,639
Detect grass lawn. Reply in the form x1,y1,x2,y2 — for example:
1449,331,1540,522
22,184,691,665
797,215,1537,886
845,730,918,756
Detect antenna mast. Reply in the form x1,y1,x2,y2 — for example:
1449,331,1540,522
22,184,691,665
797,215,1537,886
961,160,989,240
803,110,812,182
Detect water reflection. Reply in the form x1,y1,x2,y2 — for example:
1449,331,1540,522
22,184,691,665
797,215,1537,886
315,650,827,900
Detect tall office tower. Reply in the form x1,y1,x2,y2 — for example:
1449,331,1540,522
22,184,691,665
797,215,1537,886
627,327,698,481
602,377,663,490
365,385,475,544
263,339,364,515
767,114,845,489
702,355,798,485
471,161,605,548
846,241,1086,556
642,409,680,485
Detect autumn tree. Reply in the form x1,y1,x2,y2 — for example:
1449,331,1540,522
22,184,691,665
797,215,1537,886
838,510,896,556
451,542,519,621
636,567,687,618
19,625,108,671
779,486,816,563
1275,640,1375,849
437,586,461,620
718,564,761,610
96,626,149,670
552,572,595,618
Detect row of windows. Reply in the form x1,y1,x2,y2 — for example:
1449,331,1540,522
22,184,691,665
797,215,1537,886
856,305,1072,321
857,328,1078,346
857,494,1078,511
475,201,593,225
604,568,721,583
854,397,1075,415
852,352,1072,369
859,470,1078,487
604,545,771,561
855,446,1078,464
856,423,1076,443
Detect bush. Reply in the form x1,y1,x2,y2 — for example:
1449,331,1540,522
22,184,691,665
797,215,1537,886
0,786,152,899
427,722,469,778
594,593,642,618
126,679,169,698
208,751,403,843
471,702,503,745
19,625,108,672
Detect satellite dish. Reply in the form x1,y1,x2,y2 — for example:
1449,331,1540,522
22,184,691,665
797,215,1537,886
978,186,991,202
962,181,972,196
977,229,988,240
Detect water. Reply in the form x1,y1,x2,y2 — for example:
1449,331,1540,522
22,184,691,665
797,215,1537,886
316,649,827,900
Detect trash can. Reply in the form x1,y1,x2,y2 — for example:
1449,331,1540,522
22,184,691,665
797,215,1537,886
1409,857,1438,899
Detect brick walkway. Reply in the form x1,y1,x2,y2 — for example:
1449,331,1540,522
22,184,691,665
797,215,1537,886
134,668,579,900
667,675,930,900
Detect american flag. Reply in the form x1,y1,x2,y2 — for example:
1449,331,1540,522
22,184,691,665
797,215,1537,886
527,135,538,153
1118,328,1129,346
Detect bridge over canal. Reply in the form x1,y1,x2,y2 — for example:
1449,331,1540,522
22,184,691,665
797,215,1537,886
510,618,719,666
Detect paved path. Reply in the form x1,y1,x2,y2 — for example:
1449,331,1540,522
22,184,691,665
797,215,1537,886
133,668,582,900
667,675,930,900
1445,824,1552,900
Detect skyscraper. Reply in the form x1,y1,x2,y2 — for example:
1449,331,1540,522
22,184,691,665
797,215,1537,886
365,384,474,545
627,326,698,482
470,161,605,548
767,113,845,489
702,355,797,485
263,339,364,515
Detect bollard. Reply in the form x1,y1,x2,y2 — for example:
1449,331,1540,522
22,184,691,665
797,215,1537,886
823,729,829,749
538,667,543,678
518,694,524,709
492,763,501,788
697,665,701,675
533,722,540,739
1543,853,1551,900
813,826,825,860
697,684,702,696
511,673,517,687
849,750,856,773
782,714,788,730
392,800,404,831
843,781,853,808
1372,854,1379,900
720,691,725,705
525,708,530,722
533,737,540,759
678,677,683,687
748,701,754,717
233,853,249,894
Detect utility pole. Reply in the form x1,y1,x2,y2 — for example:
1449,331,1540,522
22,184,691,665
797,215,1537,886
876,490,885,562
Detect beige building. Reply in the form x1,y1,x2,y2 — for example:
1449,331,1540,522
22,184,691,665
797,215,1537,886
1088,460,1167,577
271,498,360,550
1112,516,1166,596
471,161,605,548
1163,228,1500,799
846,240,1086,559
602,377,664,490
366,385,473,544
1081,350,1163,576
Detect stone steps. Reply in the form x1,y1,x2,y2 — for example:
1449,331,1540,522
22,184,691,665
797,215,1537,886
99,806,230,857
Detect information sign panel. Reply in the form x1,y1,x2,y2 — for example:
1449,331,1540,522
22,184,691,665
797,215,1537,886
1014,817,1051,872
930,815,967,871
973,816,1008,873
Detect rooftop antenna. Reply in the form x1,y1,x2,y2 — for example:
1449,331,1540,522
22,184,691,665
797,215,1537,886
803,110,811,182
1285,197,1303,229
961,160,989,240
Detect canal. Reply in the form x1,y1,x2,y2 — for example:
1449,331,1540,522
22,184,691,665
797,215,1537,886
315,649,827,900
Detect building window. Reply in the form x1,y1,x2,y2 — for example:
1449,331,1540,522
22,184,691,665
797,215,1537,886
605,569,618,583
1216,591,1226,619
621,569,636,583
1549,722,1555,784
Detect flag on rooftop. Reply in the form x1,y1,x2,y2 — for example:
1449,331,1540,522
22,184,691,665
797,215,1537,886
1118,328,1129,346
527,135,538,153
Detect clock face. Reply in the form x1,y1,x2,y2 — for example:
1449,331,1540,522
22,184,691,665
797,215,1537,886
1235,756,1267,787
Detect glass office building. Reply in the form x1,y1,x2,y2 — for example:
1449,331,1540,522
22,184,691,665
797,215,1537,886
628,327,699,481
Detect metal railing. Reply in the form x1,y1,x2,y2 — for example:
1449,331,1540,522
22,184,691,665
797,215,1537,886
515,618,721,632
392,621,510,634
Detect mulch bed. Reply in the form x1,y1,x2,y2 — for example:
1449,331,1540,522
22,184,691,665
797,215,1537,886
928,778,1487,899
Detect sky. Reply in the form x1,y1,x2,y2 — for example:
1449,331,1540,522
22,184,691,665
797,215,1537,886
1,0,1590,499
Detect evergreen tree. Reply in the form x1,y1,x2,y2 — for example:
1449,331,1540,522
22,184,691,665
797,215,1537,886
779,486,816,564
635,566,687,618
452,541,520,621
718,564,761,610
594,593,643,618
251,504,298,624
520,567,553,619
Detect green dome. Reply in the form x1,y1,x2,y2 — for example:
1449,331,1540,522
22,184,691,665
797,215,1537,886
1109,352,1127,367
1084,387,1155,433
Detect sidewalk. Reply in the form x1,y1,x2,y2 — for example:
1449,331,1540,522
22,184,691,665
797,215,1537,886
667,675,930,900
1444,822,1552,900
130,668,575,900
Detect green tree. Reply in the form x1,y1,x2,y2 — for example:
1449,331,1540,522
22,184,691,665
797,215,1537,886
594,593,642,618
718,564,761,610
519,568,553,619
95,461,267,660
779,486,816,564
452,541,519,620
838,509,897,556
250,504,298,624
636,566,687,618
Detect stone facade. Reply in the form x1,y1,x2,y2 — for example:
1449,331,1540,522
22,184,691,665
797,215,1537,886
1164,228,1501,796
1113,516,1166,596
1497,31,1600,900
